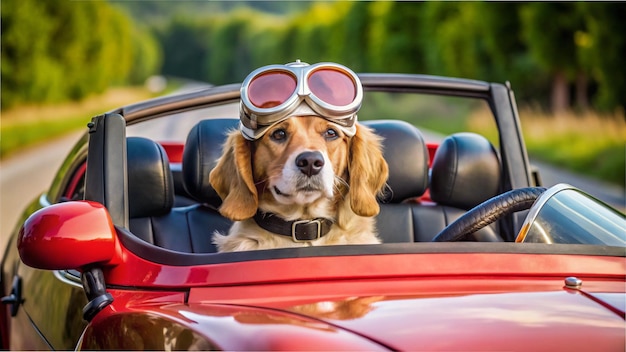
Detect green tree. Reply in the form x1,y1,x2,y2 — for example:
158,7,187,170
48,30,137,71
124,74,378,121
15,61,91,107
577,2,626,112
133,0,624,113
520,3,585,113
1,0,62,107
368,1,426,73
1,0,143,109
283,3,344,65
206,10,255,84
128,26,163,85
332,1,371,71
246,19,289,68
474,2,548,104
157,16,213,81
74,2,135,93
420,2,492,79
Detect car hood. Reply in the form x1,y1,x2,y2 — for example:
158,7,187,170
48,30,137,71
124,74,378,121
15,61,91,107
173,286,625,351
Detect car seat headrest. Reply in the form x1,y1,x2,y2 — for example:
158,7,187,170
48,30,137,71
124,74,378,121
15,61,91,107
182,118,240,206
362,120,429,202
430,132,501,210
127,137,175,218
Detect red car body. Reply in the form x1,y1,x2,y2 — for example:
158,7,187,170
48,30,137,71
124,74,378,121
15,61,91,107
85,253,624,351
2,74,625,350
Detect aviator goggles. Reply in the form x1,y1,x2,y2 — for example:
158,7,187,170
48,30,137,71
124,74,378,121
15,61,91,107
240,61,363,140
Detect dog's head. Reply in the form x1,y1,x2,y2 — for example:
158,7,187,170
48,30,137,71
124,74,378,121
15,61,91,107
209,116,388,221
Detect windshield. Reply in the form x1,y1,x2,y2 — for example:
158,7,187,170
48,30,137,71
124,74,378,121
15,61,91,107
517,184,626,246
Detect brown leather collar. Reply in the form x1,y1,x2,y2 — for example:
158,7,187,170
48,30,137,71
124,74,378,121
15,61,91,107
253,212,334,242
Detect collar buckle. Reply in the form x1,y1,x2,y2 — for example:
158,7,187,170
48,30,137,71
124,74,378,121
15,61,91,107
291,219,322,242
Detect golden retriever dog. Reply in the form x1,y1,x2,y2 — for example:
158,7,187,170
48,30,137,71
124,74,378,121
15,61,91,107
209,116,388,252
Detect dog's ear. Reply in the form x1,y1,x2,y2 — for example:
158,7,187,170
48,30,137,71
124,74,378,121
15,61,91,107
348,124,389,217
209,131,258,220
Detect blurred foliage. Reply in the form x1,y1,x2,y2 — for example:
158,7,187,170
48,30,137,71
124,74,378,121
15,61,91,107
2,1,624,114
579,3,626,112
113,0,313,24
146,1,625,113
1,0,160,109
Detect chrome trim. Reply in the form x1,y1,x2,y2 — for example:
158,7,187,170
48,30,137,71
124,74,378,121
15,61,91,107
239,62,362,140
516,183,576,242
241,62,362,119
39,193,51,207
564,276,582,289
53,270,83,288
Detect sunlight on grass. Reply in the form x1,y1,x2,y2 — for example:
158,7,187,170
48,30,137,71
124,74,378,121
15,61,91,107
469,107,626,186
361,90,623,186
0,87,153,158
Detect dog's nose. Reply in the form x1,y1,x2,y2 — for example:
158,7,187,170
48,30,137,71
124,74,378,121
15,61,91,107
296,151,325,177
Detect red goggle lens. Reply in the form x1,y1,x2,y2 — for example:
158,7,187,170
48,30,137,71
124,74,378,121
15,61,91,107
247,68,357,109
308,68,357,106
248,71,297,108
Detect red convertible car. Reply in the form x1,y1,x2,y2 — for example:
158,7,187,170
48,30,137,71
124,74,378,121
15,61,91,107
2,73,625,350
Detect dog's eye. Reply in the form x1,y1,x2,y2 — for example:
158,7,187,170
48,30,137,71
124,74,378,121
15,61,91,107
324,128,339,140
270,129,287,141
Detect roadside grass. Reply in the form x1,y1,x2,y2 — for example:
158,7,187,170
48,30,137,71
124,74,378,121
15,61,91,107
361,91,624,186
2,86,624,187
0,87,154,158
360,92,481,135
469,107,626,187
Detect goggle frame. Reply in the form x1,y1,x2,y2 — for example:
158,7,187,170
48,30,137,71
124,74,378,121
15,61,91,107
240,61,363,132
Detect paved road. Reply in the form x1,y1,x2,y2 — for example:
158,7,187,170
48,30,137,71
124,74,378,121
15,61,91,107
530,159,625,211
1,129,624,255
0,131,85,254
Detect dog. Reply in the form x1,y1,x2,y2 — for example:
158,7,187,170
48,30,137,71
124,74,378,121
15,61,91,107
209,115,389,252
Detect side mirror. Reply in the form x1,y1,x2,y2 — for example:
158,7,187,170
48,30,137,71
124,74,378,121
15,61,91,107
18,201,119,270
18,200,120,321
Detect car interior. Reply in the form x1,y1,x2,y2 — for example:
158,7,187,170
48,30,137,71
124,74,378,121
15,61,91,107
124,118,505,254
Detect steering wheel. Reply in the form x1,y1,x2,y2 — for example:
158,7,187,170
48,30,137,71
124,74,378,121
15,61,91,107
432,187,547,242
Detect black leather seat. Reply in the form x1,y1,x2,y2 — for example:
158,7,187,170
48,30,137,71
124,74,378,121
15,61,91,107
127,136,175,226
176,119,498,246
362,120,431,242
367,124,502,242
430,132,501,209
427,132,503,241
182,118,241,209
143,119,501,252
127,136,231,253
